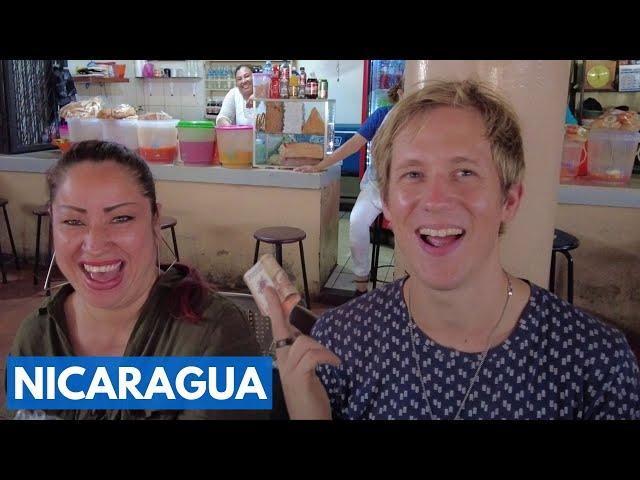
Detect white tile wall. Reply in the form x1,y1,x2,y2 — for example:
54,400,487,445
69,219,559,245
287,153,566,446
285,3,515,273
69,60,208,120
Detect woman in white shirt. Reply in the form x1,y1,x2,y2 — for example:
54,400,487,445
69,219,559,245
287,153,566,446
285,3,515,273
216,65,255,126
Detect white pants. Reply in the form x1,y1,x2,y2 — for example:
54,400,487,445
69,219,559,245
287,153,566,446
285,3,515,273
349,183,383,278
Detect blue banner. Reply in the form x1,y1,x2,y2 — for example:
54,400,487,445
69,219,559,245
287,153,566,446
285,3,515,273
7,356,272,410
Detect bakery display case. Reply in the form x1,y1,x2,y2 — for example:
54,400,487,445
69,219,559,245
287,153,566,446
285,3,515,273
252,98,335,168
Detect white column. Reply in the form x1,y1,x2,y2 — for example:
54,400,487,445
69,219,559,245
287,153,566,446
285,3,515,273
393,60,570,287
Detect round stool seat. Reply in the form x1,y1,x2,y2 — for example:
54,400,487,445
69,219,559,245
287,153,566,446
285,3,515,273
160,216,177,229
254,226,306,244
553,229,579,252
0,198,7,207
32,205,49,216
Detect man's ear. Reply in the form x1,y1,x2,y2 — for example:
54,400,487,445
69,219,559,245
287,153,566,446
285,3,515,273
501,182,524,225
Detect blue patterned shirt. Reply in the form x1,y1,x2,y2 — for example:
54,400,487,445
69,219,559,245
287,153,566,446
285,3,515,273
311,279,640,420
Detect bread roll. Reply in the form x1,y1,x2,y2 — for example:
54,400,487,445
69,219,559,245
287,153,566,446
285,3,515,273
112,104,136,119
282,142,324,159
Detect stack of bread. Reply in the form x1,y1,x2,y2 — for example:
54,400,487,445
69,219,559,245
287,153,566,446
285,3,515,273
97,104,137,120
59,97,104,119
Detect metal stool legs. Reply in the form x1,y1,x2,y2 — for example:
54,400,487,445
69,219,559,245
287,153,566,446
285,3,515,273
2,203,20,270
298,240,311,309
170,226,180,262
370,215,383,289
33,214,43,285
253,240,261,265
0,235,6,283
549,250,575,304
562,250,574,304
33,215,52,292
549,251,556,294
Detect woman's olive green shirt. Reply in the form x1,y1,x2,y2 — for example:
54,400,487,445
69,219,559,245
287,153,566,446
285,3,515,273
3,266,265,420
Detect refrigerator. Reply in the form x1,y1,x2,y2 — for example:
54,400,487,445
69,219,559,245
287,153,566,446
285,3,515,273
359,59,406,178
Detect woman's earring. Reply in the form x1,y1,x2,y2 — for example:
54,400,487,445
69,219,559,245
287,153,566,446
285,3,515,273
156,233,177,275
43,251,69,296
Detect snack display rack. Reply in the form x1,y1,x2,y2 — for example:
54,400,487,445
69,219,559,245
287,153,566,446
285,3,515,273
252,97,335,169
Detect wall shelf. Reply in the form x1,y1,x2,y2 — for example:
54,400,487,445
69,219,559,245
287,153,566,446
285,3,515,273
73,76,130,87
135,77,202,80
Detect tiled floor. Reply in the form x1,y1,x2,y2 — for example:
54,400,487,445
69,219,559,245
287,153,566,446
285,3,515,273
323,210,396,293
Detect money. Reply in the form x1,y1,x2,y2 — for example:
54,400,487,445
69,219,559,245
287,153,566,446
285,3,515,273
243,254,301,317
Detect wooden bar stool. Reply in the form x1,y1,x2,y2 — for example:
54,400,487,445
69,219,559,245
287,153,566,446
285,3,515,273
549,229,580,304
0,198,20,283
159,216,180,262
32,204,52,289
253,226,311,309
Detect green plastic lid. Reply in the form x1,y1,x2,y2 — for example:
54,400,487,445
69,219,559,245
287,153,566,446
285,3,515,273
177,120,215,129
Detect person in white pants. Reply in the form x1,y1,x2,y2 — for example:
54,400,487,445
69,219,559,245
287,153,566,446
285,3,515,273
296,78,404,294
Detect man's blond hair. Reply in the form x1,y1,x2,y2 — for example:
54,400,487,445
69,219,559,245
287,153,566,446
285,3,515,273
372,79,525,202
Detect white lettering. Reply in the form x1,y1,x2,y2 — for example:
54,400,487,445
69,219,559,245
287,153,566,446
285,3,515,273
143,367,176,399
86,367,117,400
176,367,205,400
47,366,56,399
236,367,267,400
14,367,43,400
208,367,234,400
118,367,143,399
58,366,86,400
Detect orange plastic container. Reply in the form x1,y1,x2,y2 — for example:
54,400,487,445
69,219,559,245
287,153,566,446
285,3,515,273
216,125,253,169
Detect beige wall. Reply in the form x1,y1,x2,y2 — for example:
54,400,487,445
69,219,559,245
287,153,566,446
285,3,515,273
395,60,571,287
555,204,640,331
0,171,338,297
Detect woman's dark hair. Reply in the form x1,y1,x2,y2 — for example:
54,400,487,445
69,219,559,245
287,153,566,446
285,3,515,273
387,76,405,104
235,64,253,77
46,140,213,323
47,140,158,216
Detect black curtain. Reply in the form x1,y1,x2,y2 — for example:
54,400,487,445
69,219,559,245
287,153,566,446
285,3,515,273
0,59,64,154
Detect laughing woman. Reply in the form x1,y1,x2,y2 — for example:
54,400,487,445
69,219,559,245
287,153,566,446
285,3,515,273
3,141,261,420
215,64,255,127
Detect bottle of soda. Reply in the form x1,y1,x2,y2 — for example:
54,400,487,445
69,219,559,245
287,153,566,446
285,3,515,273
270,64,280,99
280,76,289,98
306,72,319,99
298,67,307,99
264,60,272,74
281,60,290,81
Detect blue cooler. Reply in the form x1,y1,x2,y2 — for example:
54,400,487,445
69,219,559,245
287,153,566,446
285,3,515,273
335,124,362,176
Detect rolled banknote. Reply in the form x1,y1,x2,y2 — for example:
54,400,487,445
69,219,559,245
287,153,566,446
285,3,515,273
243,254,301,317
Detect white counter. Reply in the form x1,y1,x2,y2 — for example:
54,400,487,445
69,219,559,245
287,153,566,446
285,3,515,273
0,150,341,190
4,149,639,207
557,176,640,209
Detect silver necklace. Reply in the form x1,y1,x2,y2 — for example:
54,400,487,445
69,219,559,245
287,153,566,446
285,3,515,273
406,274,513,420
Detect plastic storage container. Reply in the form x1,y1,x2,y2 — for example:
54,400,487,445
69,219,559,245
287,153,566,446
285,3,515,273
137,119,180,164
560,138,586,180
586,129,640,184
67,118,102,143
216,125,253,168
177,120,216,166
101,118,139,151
